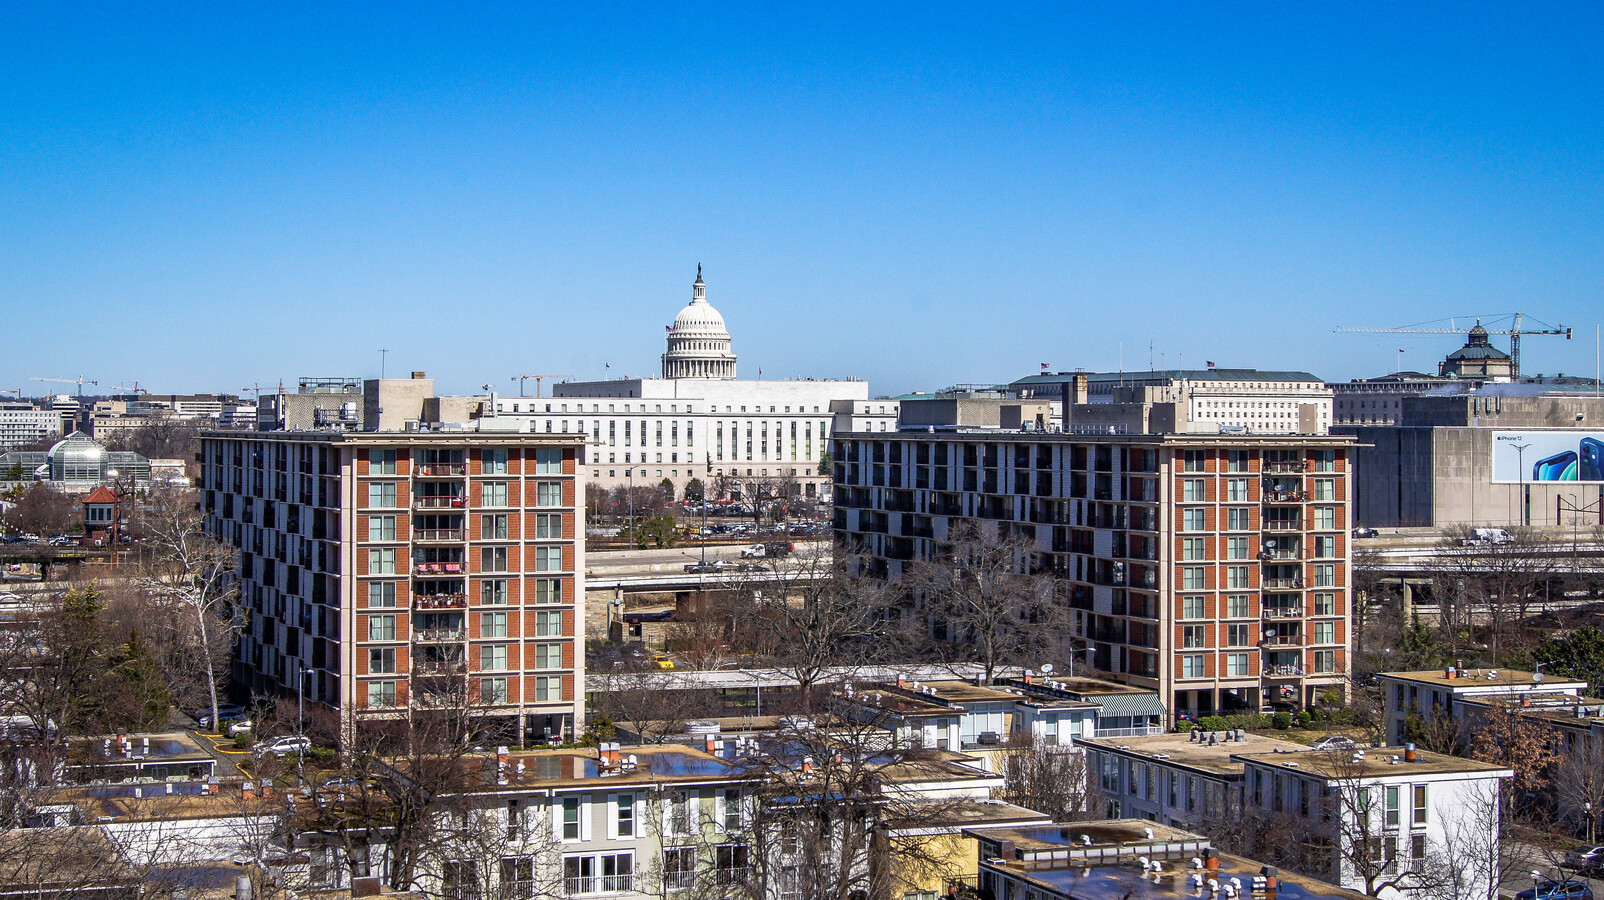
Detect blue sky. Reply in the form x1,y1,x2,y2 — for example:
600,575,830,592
3,4,1602,397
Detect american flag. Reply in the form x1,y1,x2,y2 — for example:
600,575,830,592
1041,363,1049,370
1206,361,1216,368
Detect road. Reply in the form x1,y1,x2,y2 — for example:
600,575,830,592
587,540,829,576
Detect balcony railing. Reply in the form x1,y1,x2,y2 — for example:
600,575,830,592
415,495,467,509
1264,461,1305,473
413,593,467,609
1263,577,1305,590
1263,521,1301,532
1259,549,1300,561
414,528,465,542
1263,491,1308,503
1261,634,1303,647
413,660,466,675
1262,606,1304,619
565,875,635,896
1263,664,1305,677
415,463,466,477
413,561,466,575
1094,724,1166,738
414,628,466,642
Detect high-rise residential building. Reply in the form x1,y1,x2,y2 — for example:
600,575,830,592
832,430,1356,721
200,430,585,743
492,269,897,499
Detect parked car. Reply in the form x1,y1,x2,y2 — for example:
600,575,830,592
1515,880,1593,900
651,654,675,670
1351,527,1379,538
253,736,312,758
1564,846,1604,874
195,704,247,729
1309,735,1358,751
684,560,725,574
740,541,794,559
224,719,254,737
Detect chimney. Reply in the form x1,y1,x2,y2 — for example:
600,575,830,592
1205,852,1220,871
1260,865,1279,900
1445,666,1457,680
243,781,256,801
897,676,906,689
1404,743,1417,763
705,736,717,754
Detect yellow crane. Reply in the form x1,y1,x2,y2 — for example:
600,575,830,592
511,374,567,398
1335,312,1570,380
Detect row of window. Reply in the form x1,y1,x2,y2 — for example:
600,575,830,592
1181,592,1342,618
368,447,563,474
364,578,565,607
364,546,566,574
364,674,564,708
1178,649,1339,677
1179,564,1340,589
364,481,565,508
365,612,566,642
1181,448,1339,472
365,513,565,541
1179,621,1340,647
1179,506,1342,530
1179,477,1340,501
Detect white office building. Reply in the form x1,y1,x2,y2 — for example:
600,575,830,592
493,270,897,498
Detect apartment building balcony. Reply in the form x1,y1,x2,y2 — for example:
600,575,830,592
1263,577,1304,590
415,495,467,509
412,659,467,676
414,528,465,543
1260,633,1303,648
1263,520,1302,532
1261,605,1304,620
1258,548,1299,561
1262,490,1308,504
1262,664,1305,678
414,463,467,477
413,593,467,610
414,627,467,643
1264,461,1306,474
414,561,466,575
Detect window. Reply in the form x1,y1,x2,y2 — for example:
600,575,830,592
1313,649,1336,673
1182,625,1207,648
481,547,508,573
1183,450,1206,472
481,514,509,540
482,448,508,474
1226,652,1251,676
534,578,562,604
1227,623,1251,647
1226,478,1249,501
481,644,509,670
535,610,562,636
1313,621,1336,644
536,546,563,571
1412,785,1427,825
1314,535,1337,558
1385,786,1400,827
536,482,563,506
1182,509,1206,531
500,858,534,899
1226,565,1250,589
715,845,749,885
1182,654,1206,678
371,449,397,474
1181,567,1207,590
535,675,562,701
1313,564,1336,587
482,482,509,507
666,791,694,835
1183,537,1207,561
369,648,396,674
535,642,563,669
535,513,562,539
1182,596,1206,619
481,579,508,605
1313,478,1336,501
616,794,636,837
562,798,581,840
1313,592,1336,615
368,548,396,574
1313,450,1336,472
368,681,397,708
1227,450,1249,472
535,448,563,474
662,848,696,891
367,515,396,541
481,612,508,638
1315,506,1337,530
366,482,397,508
481,676,508,704
1182,479,1207,501
367,614,396,642
1226,507,1251,530
1227,536,1251,559
368,581,397,607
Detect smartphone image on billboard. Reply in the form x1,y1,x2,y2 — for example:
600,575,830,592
1533,450,1578,482
1581,438,1604,482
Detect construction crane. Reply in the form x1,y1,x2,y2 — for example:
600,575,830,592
30,376,98,399
511,374,567,398
1334,313,1571,380
114,382,149,395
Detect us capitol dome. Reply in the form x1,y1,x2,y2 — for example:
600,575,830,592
661,265,737,379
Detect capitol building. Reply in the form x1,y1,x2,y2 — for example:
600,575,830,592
492,269,896,499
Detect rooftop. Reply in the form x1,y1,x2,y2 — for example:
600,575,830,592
1013,369,1326,386
1233,746,1514,780
1378,668,1589,691
1078,731,1305,778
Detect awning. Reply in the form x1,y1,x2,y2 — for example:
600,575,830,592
1091,693,1167,719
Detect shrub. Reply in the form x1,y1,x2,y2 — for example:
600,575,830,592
1295,711,1313,729
1272,712,1293,730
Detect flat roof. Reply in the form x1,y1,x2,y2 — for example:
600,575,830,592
887,798,1053,830
1234,746,1513,780
1377,669,1589,690
1078,732,1304,778
901,680,1030,705
989,853,1372,900
201,430,583,445
393,744,753,793
1013,369,1325,385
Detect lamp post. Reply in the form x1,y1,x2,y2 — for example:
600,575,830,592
627,467,635,551
739,669,762,717
1068,646,1096,679
297,667,307,782
1513,443,1531,527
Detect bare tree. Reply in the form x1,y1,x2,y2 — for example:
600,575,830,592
134,485,242,735
994,733,1102,822
1553,732,1604,844
589,669,721,745
0,482,77,536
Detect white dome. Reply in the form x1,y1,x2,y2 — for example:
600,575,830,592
662,267,738,380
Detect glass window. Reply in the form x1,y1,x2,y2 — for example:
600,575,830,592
1313,621,1336,644
1182,625,1207,648
1413,785,1427,825
1226,478,1249,502
535,448,563,474
536,642,564,669
370,449,397,475
562,797,581,840
368,647,396,674
536,513,562,539
481,611,508,638
368,548,395,575
1181,654,1205,678
481,579,508,605
1227,536,1251,559
481,644,509,670
1182,509,1207,531
1312,592,1336,615
481,546,509,573
481,514,509,540
1313,478,1336,501
1385,786,1400,827
1315,506,1337,530
1314,535,1337,558
1313,564,1336,587
535,675,562,702
1226,565,1250,589
367,515,396,541
1226,450,1249,472
1182,537,1206,560
536,546,564,571
368,681,397,708
367,614,396,642
1225,652,1251,677
483,448,509,474
1182,596,1206,619
1181,567,1207,590
536,610,563,636
366,482,397,508
534,579,562,604
482,482,509,507
1313,450,1336,472
1227,623,1251,647
617,794,636,837
368,581,397,607
1183,450,1206,472
537,482,563,506
1313,649,1336,673
1226,507,1251,531
1182,479,1207,502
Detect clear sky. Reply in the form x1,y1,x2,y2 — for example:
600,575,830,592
3,4,1602,398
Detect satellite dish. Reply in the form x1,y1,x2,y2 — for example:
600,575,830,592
1533,672,1545,683
1040,663,1055,674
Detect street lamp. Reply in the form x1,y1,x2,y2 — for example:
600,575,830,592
739,669,762,717
1068,646,1097,679
626,468,635,550
1513,443,1531,527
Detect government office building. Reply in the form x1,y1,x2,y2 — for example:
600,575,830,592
832,409,1356,721
199,429,586,744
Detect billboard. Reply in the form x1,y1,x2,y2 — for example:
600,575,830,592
1491,431,1604,483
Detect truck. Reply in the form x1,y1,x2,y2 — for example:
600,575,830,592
1463,528,1515,546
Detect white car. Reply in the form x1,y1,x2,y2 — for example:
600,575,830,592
253,736,312,757
224,719,254,737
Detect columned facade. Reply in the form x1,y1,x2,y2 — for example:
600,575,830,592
661,268,737,380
